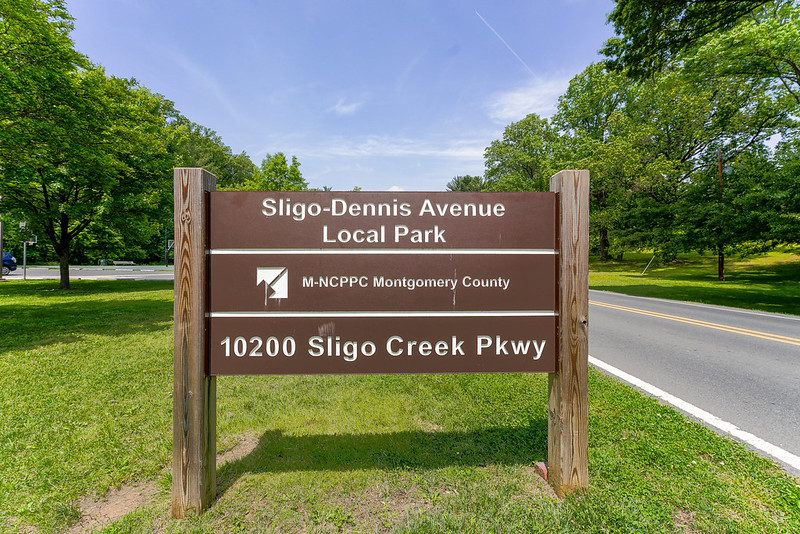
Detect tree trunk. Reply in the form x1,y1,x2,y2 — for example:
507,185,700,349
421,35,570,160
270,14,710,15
599,228,610,261
58,249,71,290
717,246,725,281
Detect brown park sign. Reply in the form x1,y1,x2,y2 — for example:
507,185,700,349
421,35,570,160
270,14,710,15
207,191,558,374
172,169,589,517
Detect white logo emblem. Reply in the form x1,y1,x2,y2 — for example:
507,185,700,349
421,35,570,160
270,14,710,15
256,267,288,306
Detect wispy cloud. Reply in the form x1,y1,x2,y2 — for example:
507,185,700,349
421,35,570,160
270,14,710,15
328,98,364,116
311,135,487,161
487,76,571,122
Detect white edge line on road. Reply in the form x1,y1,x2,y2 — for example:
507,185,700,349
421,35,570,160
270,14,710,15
589,355,800,472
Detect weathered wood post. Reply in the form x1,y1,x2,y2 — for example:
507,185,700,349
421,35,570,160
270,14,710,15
548,169,590,496
172,168,217,517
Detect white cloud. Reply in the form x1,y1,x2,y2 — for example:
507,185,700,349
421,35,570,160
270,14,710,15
487,76,572,123
266,134,490,192
311,135,487,161
329,98,364,116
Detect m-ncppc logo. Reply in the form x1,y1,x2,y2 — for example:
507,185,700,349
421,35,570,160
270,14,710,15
256,267,288,306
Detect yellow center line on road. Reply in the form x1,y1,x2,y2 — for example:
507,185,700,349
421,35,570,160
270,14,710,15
589,300,800,347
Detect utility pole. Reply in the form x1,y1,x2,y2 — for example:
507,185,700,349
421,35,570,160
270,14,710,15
717,149,725,281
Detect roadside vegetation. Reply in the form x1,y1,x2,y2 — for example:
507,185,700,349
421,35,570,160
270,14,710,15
1,277,798,533
590,248,800,316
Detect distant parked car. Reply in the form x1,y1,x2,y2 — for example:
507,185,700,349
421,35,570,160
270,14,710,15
2,251,17,276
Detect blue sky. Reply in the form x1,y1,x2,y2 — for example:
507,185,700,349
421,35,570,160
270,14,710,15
65,0,615,191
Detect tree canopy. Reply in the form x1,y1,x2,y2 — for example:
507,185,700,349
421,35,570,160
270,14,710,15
603,0,771,76
474,51,798,274
172,118,257,188
446,175,486,192
0,66,177,288
224,152,308,192
483,114,566,192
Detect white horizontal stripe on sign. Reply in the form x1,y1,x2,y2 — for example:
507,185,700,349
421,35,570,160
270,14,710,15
209,248,557,255
208,310,557,318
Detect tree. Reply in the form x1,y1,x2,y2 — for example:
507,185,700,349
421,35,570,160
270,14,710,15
677,145,800,279
172,118,257,188
227,152,307,191
483,114,565,192
446,175,485,192
0,0,269,283
0,67,176,289
554,64,638,259
683,1,800,106
0,0,86,167
617,67,789,264
550,59,793,267
603,0,771,76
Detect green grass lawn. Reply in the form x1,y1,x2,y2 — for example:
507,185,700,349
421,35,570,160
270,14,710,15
0,276,798,533
590,249,800,315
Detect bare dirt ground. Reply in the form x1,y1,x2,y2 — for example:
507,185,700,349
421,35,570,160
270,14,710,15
66,434,261,533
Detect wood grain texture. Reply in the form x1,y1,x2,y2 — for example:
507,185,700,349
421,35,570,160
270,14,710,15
548,170,590,497
172,168,217,518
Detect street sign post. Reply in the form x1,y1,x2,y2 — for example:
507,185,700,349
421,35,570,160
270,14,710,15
171,168,589,517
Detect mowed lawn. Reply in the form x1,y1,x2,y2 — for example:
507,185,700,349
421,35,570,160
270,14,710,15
0,265,798,532
589,249,800,315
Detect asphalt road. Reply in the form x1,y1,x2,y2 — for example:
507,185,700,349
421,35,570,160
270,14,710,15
589,290,800,477
8,265,175,281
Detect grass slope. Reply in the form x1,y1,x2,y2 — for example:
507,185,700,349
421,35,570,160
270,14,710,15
0,276,797,533
590,250,800,315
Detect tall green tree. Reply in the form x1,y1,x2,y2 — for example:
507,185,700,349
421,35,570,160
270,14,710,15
684,1,800,106
483,113,565,192
616,68,789,265
446,175,485,192
172,118,257,188
677,147,787,279
550,59,793,267
0,67,176,288
603,0,771,76
227,152,307,191
554,64,639,259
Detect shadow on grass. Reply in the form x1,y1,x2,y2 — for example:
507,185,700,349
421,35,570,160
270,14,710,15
0,279,172,298
216,422,548,496
0,283,174,352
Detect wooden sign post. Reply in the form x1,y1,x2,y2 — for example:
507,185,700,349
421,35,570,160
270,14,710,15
172,168,217,518
171,168,589,517
548,169,590,496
